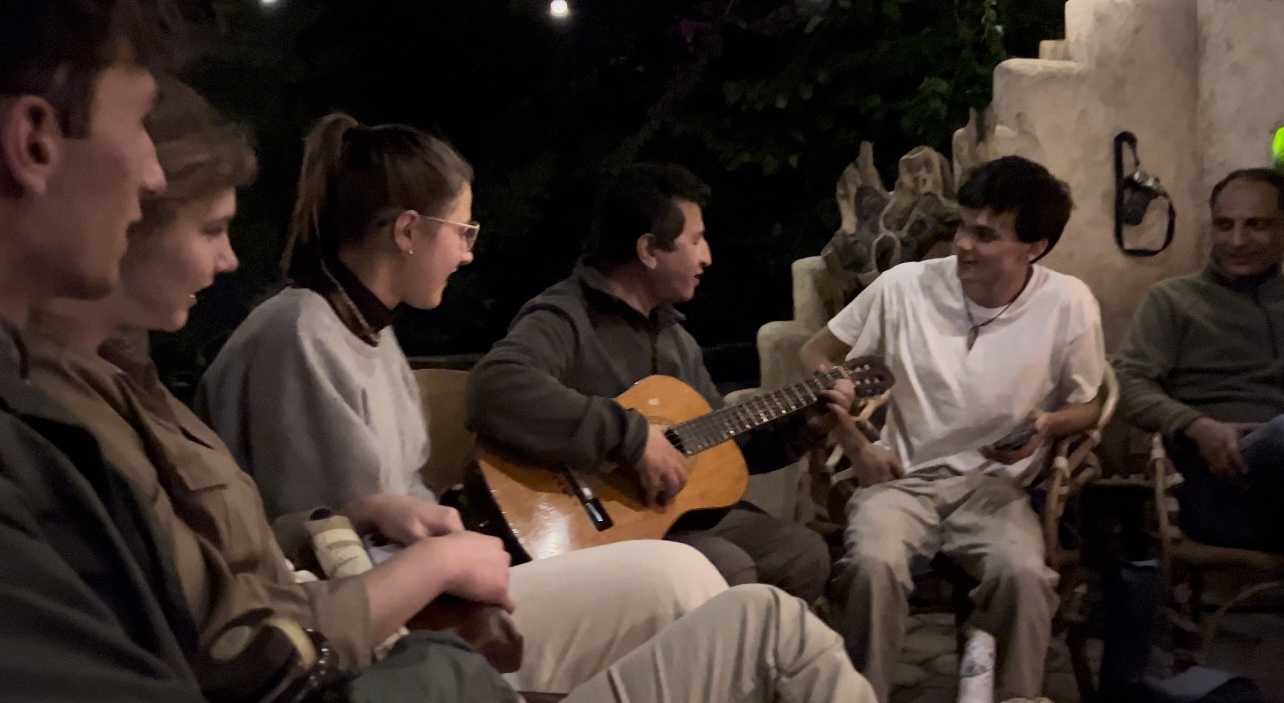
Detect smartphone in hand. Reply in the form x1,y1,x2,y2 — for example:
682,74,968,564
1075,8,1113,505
991,426,1038,453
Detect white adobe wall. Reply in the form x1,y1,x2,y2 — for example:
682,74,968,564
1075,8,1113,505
1197,0,1284,197
957,0,1284,349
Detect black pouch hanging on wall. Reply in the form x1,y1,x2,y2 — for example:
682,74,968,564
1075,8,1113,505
1114,131,1176,257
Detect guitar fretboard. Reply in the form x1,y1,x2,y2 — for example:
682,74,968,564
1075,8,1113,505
665,359,884,456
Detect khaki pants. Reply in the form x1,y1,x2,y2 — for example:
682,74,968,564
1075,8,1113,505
505,540,728,693
564,584,876,703
669,505,831,603
828,468,1058,702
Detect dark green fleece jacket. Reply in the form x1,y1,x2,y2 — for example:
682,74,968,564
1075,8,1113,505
1113,265,1284,434
466,261,810,475
0,322,203,702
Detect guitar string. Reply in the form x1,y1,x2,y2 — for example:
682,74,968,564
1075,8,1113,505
683,371,833,447
676,365,863,453
684,371,802,450
678,361,886,453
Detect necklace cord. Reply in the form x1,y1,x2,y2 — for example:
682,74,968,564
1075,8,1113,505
962,267,1033,350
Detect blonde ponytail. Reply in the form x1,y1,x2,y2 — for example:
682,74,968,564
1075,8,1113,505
282,113,359,279
281,112,473,281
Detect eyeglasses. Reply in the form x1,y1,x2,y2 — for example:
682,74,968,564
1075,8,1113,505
418,213,481,251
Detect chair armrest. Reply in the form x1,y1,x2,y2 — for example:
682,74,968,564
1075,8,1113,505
1039,432,1101,564
756,320,815,391
1147,433,1184,498
1037,367,1119,562
1147,432,1184,581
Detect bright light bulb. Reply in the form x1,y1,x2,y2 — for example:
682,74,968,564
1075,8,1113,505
549,0,569,19
260,0,278,6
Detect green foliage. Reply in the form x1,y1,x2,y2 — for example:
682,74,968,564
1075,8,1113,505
625,0,1012,179
610,0,1059,344
1274,127,1284,171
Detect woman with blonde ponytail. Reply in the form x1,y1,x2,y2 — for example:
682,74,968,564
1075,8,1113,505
201,113,479,513
195,113,734,693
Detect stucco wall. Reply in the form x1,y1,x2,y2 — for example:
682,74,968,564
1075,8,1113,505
958,0,1284,350
1197,0,1284,196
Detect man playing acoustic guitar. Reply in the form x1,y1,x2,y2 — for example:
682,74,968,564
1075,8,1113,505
467,162,856,603
800,155,1107,702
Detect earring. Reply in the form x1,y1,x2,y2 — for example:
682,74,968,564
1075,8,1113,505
406,248,414,256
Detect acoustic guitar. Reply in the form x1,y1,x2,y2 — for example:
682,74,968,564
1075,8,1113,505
470,356,893,561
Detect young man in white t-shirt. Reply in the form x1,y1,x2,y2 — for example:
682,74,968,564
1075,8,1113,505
800,155,1106,702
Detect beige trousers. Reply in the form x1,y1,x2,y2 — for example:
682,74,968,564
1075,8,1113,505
564,584,876,703
505,540,728,693
828,468,1058,702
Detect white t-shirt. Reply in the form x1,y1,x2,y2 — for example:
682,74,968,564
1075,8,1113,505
828,256,1106,483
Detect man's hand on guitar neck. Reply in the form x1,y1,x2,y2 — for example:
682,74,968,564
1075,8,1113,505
637,423,689,508
804,371,858,437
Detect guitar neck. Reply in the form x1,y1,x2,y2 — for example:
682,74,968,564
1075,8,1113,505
668,367,847,456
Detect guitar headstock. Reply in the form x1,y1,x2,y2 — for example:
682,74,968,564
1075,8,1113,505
836,355,895,398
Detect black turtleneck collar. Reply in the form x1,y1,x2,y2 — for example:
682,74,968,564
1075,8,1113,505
292,256,394,345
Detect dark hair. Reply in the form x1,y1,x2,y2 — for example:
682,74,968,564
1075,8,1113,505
132,77,257,238
1209,168,1284,213
282,113,473,280
585,162,711,270
0,0,186,137
957,155,1073,258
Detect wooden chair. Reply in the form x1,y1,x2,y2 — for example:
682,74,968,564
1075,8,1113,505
1147,434,1284,666
413,367,477,496
812,366,1119,701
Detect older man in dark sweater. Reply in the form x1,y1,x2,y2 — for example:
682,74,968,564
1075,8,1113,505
1114,168,1284,552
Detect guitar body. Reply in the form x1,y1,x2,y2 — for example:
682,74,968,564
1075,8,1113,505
475,375,748,561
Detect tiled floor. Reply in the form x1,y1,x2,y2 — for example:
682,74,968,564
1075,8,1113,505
888,610,1284,703
1201,611,1284,702
888,614,1098,703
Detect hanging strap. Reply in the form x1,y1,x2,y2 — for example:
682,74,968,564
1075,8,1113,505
1114,131,1175,257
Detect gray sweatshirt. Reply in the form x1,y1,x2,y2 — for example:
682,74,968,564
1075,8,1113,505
195,288,433,520
466,262,811,475
1112,265,1284,434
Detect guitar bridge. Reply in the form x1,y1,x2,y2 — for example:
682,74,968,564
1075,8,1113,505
562,467,614,532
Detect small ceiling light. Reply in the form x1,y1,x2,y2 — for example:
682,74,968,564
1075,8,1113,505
549,0,570,19
260,0,278,6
